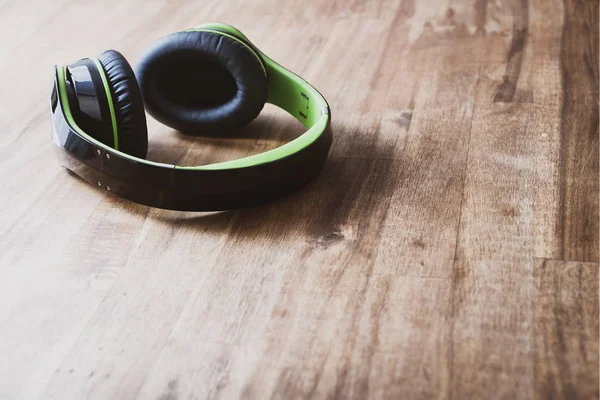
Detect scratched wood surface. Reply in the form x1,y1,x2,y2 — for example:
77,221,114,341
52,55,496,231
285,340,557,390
0,0,598,399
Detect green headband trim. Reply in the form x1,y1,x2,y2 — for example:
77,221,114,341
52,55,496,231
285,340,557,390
177,54,329,170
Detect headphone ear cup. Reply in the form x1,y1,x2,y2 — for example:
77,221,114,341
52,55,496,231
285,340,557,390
135,30,268,134
98,50,148,158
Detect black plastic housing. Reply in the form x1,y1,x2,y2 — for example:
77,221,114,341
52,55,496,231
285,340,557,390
51,68,332,211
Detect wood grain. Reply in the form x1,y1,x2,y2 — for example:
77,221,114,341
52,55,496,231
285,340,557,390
533,259,598,400
557,0,599,262
0,0,597,399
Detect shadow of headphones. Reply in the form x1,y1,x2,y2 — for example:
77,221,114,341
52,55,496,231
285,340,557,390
52,23,332,211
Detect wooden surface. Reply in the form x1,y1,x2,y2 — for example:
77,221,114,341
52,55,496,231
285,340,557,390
0,0,598,399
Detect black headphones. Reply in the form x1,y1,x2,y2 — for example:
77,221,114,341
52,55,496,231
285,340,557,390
51,23,331,211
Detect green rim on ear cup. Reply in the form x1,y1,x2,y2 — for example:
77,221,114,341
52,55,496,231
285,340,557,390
89,57,119,150
97,50,148,158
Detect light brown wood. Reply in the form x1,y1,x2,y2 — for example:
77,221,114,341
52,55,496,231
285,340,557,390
0,0,598,399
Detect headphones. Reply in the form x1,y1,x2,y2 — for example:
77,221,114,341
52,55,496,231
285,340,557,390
51,23,331,211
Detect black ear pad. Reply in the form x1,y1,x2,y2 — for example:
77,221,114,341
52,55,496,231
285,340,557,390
98,50,148,158
135,31,268,134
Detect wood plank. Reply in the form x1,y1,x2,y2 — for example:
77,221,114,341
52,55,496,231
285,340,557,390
533,258,599,399
372,75,476,278
40,207,235,399
556,0,599,261
450,103,536,399
371,3,480,278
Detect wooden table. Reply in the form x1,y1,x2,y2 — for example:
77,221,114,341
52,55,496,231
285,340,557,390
1,0,598,399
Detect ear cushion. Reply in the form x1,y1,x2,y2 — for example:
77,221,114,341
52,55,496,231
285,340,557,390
98,50,148,158
135,31,268,134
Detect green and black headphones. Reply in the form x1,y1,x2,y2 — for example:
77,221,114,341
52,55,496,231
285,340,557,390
51,23,331,211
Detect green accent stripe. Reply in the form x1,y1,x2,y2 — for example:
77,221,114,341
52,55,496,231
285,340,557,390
90,57,119,150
